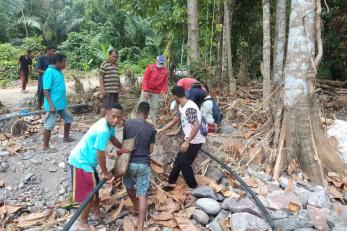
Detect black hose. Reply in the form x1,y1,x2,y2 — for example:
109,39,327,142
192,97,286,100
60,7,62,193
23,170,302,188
63,179,106,231
0,104,89,122
200,148,275,230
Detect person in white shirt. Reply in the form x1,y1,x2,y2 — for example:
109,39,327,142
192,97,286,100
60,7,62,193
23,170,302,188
200,86,217,133
158,86,206,190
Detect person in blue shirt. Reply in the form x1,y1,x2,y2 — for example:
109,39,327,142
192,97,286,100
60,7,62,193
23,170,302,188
35,46,56,110
68,103,127,231
42,53,74,151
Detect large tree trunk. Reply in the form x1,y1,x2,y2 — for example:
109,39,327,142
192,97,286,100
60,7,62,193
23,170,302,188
262,0,271,110
187,0,200,64
273,0,347,186
271,0,286,150
222,0,236,94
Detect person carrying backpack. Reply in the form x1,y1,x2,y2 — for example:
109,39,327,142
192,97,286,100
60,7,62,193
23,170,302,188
200,86,223,133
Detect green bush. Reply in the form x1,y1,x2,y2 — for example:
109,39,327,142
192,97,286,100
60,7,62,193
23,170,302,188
21,36,45,52
60,31,101,71
0,43,23,86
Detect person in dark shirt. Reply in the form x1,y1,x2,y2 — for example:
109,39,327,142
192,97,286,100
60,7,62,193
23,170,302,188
35,46,56,109
122,102,156,231
187,82,207,108
18,50,33,93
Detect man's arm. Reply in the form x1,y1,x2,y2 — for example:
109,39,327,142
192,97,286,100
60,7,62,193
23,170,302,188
35,58,44,74
97,150,112,179
157,114,180,133
110,136,122,149
185,120,199,143
99,65,105,95
43,90,55,112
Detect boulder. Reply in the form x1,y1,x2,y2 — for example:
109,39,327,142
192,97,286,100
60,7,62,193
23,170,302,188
207,210,229,231
192,209,209,225
230,212,270,231
192,186,219,200
196,198,221,215
307,190,331,209
274,217,314,230
222,197,262,217
206,168,224,183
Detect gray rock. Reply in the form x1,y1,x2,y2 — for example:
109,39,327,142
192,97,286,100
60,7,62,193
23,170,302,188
294,229,317,231
49,167,57,173
207,210,229,231
307,190,331,209
344,192,347,200
271,210,289,219
230,212,270,231
297,192,310,208
58,187,65,195
298,209,311,221
247,168,271,182
327,213,347,229
220,122,234,134
56,208,68,218
219,177,229,187
192,209,209,225
18,182,25,189
0,150,10,157
216,193,225,202
274,217,314,230
332,227,347,231
222,197,261,217
6,186,13,191
0,161,9,171
279,176,297,189
24,173,35,182
196,198,221,215
192,186,218,200
206,168,224,183
58,162,66,169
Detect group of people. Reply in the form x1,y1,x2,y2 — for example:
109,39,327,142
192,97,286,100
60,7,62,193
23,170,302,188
28,47,220,231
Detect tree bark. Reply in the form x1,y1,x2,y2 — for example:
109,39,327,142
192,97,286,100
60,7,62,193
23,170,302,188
273,0,347,186
262,0,271,110
271,0,286,150
187,0,200,64
222,0,236,93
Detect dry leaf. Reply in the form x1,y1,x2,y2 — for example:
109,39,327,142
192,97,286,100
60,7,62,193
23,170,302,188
151,159,164,174
0,179,4,187
222,190,240,198
123,215,137,231
265,165,272,175
287,202,300,213
288,159,297,174
112,199,124,219
150,212,173,221
0,205,23,220
17,209,53,228
123,198,134,207
185,207,196,218
285,179,294,192
243,176,258,188
153,219,177,228
328,186,344,200
195,175,214,186
156,198,180,213
244,130,254,139
174,214,200,231
342,177,347,187
209,181,225,193
254,185,269,196
155,188,168,205
220,216,231,231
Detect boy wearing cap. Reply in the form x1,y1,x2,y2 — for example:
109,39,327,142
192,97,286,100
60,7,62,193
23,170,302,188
140,55,169,122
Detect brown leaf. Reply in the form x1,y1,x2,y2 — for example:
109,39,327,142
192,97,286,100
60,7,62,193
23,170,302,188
157,219,178,228
244,130,255,139
328,186,344,200
195,175,214,186
123,198,134,207
288,159,297,175
254,185,269,196
0,205,23,220
222,190,240,198
185,207,196,218
243,176,258,188
123,215,137,231
150,212,174,221
220,216,231,231
155,188,168,205
151,159,164,174
17,209,53,228
0,133,6,141
285,179,294,192
265,165,272,175
112,199,124,219
174,214,200,231
0,179,4,187
287,202,300,213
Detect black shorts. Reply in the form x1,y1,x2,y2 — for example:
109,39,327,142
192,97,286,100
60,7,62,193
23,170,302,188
102,93,119,107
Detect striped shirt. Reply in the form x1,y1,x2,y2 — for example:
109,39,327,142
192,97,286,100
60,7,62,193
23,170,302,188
99,61,120,93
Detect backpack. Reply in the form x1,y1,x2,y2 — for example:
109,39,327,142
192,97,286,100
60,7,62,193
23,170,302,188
204,98,223,125
199,115,208,136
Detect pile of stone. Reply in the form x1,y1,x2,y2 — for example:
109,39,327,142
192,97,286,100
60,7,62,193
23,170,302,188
188,168,347,231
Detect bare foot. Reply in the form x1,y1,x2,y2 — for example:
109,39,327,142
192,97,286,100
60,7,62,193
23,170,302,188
76,222,96,231
42,146,57,153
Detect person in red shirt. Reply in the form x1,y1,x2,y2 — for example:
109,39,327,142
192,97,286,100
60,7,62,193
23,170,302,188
140,55,168,122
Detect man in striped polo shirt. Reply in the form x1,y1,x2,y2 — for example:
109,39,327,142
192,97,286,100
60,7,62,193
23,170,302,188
99,49,121,117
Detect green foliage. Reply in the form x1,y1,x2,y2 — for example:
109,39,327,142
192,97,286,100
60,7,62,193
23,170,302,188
0,43,23,86
21,36,45,51
60,31,101,71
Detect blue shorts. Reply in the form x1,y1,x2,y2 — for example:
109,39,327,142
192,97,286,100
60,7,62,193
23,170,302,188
123,163,151,196
44,109,73,130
